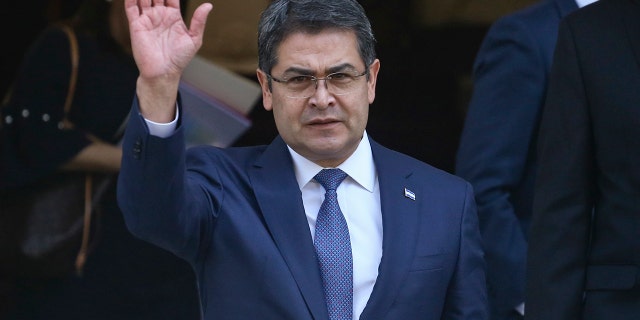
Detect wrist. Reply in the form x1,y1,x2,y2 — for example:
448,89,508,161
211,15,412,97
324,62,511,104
136,75,180,123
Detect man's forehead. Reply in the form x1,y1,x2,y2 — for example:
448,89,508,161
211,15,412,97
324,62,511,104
273,29,364,72
279,28,358,46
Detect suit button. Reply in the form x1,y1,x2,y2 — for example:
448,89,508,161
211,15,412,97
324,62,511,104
133,139,142,159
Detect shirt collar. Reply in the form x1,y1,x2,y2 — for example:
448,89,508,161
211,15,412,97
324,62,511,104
288,131,376,192
575,0,598,8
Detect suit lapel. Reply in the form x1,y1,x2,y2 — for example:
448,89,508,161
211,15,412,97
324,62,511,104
360,139,420,319
623,0,640,70
249,136,328,320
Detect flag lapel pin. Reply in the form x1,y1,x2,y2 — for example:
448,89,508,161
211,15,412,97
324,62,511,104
404,188,416,201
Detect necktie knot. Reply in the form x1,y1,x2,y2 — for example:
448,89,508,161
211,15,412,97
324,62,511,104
314,168,348,191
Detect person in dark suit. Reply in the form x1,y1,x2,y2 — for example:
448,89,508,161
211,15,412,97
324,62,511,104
117,0,488,319
526,0,640,319
454,0,594,318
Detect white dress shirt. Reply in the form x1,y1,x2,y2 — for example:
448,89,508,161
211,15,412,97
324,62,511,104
289,131,382,320
146,113,383,320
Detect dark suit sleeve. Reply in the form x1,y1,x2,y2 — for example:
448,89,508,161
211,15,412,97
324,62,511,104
455,15,544,315
525,18,595,320
117,98,215,265
443,182,490,319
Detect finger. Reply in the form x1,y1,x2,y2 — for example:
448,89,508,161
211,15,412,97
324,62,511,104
152,0,165,7
189,2,213,38
125,0,141,19
166,0,180,10
139,0,152,10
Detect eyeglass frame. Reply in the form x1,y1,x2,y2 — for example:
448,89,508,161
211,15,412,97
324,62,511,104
264,68,370,99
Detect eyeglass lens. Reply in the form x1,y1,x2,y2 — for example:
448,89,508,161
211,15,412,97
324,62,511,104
279,72,366,98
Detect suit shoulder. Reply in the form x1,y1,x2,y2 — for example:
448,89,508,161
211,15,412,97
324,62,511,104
375,142,471,190
489,0,566,39
564,0,626,27
503,0,557,23
559,0,629,48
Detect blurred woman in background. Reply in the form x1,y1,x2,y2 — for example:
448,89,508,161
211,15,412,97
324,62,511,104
1,0,201,318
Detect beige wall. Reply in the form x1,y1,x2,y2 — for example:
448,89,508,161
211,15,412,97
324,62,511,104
187,0,268,76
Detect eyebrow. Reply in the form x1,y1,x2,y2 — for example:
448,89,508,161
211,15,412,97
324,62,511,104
281,63,360,77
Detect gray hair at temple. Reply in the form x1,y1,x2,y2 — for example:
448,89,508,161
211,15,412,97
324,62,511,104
257,0,377,78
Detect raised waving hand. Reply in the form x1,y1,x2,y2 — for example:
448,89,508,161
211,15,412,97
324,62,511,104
124,0,212,121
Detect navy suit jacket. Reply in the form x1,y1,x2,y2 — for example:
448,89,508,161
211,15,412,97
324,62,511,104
117,101,488,319
527,0,640,319
455,0,577,318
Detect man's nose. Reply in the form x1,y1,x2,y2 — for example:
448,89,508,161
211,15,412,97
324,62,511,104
310,79,334,108
312,78,331,95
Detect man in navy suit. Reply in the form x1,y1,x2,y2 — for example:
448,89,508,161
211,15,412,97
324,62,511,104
454,0,595,318
527,0,640,319
117,0,488,318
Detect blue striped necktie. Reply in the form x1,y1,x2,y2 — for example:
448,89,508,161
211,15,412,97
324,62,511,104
313,168,353,320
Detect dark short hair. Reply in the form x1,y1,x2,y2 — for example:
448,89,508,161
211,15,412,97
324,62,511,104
257,0,376,75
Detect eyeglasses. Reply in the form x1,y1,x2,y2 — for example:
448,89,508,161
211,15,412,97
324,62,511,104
266,69,369,99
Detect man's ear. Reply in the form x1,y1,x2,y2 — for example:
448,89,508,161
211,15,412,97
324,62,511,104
256,69,273,111
367,59,380,104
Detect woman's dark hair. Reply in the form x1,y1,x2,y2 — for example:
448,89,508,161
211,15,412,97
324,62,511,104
69,0,112,36
70,0,189,37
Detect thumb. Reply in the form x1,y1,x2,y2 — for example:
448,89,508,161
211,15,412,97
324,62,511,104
188,3,213,43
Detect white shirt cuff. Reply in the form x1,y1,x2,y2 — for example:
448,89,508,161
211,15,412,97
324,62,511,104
144,104,179,138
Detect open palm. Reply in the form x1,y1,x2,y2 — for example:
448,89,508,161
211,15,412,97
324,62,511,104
125,0,212,79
